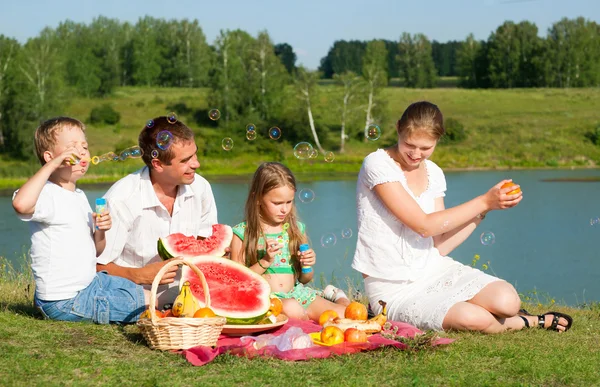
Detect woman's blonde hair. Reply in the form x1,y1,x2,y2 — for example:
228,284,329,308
241,162,305,277
396,101,445,140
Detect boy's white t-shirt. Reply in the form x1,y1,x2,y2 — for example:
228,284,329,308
14,182,97,300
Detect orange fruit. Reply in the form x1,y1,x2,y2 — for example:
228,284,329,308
344,328,368,343
345,302,368,320
320,326,345,345
318,310,339,326
163,309,174,318
501,181,521,195
193,307,217,318
269,297,283,317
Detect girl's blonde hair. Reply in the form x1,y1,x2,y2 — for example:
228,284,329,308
242,162,305,277
396,101,445,141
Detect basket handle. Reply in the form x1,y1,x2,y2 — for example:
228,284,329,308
148,258,211,323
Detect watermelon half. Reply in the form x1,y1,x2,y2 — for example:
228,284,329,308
157,224,233,260
182,256,271,325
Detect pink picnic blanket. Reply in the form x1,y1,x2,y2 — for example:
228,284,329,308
182,318,454,366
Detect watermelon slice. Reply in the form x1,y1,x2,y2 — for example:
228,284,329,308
182,256,271,325
157,224,233,260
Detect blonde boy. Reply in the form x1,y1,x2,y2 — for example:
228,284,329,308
12,117,146,323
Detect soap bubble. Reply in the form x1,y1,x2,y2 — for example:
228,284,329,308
591,217,600,226
309,148,319,159
480,232,496,246
151,149,159,159
107,152,119,162
246,123,256,132
320,233,337,248
209,109,221,121
119,149,131,161
146,119,154,129
293,142,314,160
366,124,381,141
246,131,256,141
269,127,282,140
156,130,173,150
128,146,143,158
222,137,234,151
167,112,177,124
298,188,315,203
324,151,335,163
341,228,353,239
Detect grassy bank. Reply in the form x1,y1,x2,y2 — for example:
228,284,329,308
1,258,600,386
1,86,599,191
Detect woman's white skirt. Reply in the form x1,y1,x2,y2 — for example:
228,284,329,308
364,257,500,331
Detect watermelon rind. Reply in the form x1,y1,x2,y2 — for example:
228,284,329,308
182,256,271,325
157,224,233,260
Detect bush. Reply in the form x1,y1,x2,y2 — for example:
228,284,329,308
89,104,121,125
585,123,600,145
442,117,467,143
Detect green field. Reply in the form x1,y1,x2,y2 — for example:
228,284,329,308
1,259,599,386
1,86,599,190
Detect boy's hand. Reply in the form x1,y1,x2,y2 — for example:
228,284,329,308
299,248,316,267
48,147,80,170
93,210,112,231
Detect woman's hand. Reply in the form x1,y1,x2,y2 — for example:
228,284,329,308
484,180,523,211
299,247,316,267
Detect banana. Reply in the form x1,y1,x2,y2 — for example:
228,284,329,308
171,281,200,317
367,300,387,327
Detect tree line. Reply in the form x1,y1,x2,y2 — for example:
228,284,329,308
0,15,598,160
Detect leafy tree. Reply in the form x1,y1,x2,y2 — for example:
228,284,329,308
333,71,361,152
274,43,296,74
158,19,212,87
456,34,481,88
546,17,600,87
362,40,388,141
397,33,437,88
319,40,366,78
131,17,163,86
89,16,127,94
0,35,18,150
18,28,66,120
431,40,461,76
251,31,289,121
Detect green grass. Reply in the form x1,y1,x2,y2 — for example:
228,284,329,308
1,85,599,191
2,256,600,385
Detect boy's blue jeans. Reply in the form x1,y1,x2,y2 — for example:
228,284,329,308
34,272,146,324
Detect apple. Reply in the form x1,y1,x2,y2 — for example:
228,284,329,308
344,301,368,320
318,310,339,326
320,326,345,345
344,328,368,343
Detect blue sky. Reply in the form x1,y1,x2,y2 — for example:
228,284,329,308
0,0,597,69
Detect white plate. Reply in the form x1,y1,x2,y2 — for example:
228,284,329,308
221,315,289,336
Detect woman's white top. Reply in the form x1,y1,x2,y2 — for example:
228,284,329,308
351,149,448,281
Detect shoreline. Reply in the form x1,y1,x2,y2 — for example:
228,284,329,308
1,165,599,194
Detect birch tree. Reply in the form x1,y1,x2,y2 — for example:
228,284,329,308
362,40,388,141
333,71,361,152
0,36,17,147
294,67,324,153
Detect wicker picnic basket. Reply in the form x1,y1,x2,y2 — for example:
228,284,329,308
137,258,226,350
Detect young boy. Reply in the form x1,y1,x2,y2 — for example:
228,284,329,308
12,117,147,324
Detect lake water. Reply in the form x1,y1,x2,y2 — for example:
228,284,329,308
1,169,599,306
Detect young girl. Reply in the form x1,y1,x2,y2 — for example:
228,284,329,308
231,162,350,321
353,101,573,333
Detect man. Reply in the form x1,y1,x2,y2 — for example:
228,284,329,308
97,116,218,307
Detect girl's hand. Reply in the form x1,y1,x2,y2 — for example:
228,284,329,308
484,180,523,211
265,239,282,263
94,210,112,231
299,248,316,267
